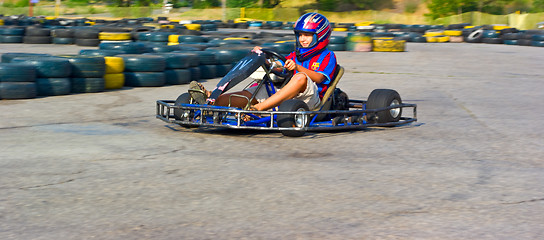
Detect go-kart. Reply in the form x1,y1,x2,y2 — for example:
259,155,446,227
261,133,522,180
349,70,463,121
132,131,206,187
156,49,417,137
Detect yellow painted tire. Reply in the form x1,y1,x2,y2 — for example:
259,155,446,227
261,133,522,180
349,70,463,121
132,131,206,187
493,25,510,30
424,31,444,37
184,24,201,31
372,38,405,52
355,21,374,26
104,57,124,74
167,42,180,46
161,24,174,29
436,36,450,42
168,34,180,43
0,19,4,26
333,27,348,32
444,30,462,36
426,36,437,43
223,37,250,40
104,73,125,89
99,32,131,41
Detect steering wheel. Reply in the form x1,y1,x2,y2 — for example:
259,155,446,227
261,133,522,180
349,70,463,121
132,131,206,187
260,48,294,80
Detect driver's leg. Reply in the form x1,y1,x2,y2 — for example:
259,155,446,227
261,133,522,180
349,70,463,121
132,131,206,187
253,73,307,111
215,90,258,108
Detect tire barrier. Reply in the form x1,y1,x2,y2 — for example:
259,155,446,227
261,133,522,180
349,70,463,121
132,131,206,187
104,57,125,74
118,54,166,72
104,73,125,89
346,33,372,51
11,56,72,78
372,38,406,52
124,72,165,87
0,63,36,82
71,77,105,93
58,55,106,78
36,78,71,96
164,69,191,85
0,82,37,99
79,49,125,57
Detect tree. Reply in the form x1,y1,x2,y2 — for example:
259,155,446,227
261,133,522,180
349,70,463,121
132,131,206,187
426,0,516,19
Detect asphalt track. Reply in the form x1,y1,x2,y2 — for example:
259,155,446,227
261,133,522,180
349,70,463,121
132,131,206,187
1,41,543,239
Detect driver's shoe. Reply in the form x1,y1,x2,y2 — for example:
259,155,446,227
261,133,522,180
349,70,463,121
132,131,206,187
188,81,210,104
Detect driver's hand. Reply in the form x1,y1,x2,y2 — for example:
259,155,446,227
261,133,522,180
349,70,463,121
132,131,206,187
285,59,296,71
252,46,262,53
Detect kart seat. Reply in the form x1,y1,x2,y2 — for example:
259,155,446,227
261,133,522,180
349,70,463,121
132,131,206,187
316,65,344,110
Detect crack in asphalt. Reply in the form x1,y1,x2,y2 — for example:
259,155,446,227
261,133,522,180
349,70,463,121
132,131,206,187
502,198,544,205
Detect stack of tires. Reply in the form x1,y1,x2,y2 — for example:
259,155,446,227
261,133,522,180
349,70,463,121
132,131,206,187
192,51,217,79
481,28,502,44
346,33,372,51
205,47,249,77
328,36,347,51
501,28,521,45
10,56,72,97
99,31,132,44
0,63,37,99
530,31,544,47
52,28,75,45
103,56,125,89
172,52,201,82
144,53,191,85
119,54,166,87
59,55,106,94
75,28,100,47
99,42,148,54
24,26,51,44
0,27,25,43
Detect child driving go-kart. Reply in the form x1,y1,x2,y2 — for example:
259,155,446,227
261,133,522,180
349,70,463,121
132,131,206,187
188,12,337,112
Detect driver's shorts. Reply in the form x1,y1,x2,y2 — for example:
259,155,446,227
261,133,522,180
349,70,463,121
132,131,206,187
245,72,321,110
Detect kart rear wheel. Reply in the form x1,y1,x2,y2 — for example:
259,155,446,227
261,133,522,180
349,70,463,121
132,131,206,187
174,93,198,128
278,99,309,137
366,89,402,124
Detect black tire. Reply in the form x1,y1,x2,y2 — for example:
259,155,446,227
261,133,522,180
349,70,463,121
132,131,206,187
58,55,106,78
0,63,36,82
74,29,99,39
25,27,51,36
465,29,484,43
143,53,191,69
188,66,201,81
0,35,23,43
0,27,25,36
179,35,207,43
198,64,217,79
164,69,191,85
215,64,233,77
0,82,37,99
36,78,71,96
99,42,148,54
52,29,75,38
124,72,165,87
366,89,402,124
173,92,197,128
330,36,346,44
328,43,346,51
172,52,200,66
52,37,74,44
23,36,52,44
482,38,503,44
206,49,236,64
71,77,105,93
118,54,166,72
1,53,51,63
192,51,217,65
277,99,309,137
79,49,124,57
75,38,100,47
11,57,72,78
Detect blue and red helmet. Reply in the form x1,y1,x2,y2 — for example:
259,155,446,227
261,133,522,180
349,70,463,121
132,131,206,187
293,12,332,61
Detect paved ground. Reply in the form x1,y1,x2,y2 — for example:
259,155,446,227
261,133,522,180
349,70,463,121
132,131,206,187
1,41,543,239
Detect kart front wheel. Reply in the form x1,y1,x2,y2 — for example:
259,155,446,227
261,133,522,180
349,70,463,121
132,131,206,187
174,92,197,128
366,89,402,124
278,99,309,137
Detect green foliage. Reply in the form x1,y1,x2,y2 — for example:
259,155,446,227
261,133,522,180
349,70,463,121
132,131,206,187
192,0,220,8
533,0,544,12
14,0,29,7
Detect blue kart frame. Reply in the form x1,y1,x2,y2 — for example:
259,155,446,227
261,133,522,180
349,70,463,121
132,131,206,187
156,49,417,137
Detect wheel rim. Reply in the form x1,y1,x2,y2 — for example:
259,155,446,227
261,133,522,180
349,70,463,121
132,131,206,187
294,107,307,127
390,99,401,118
